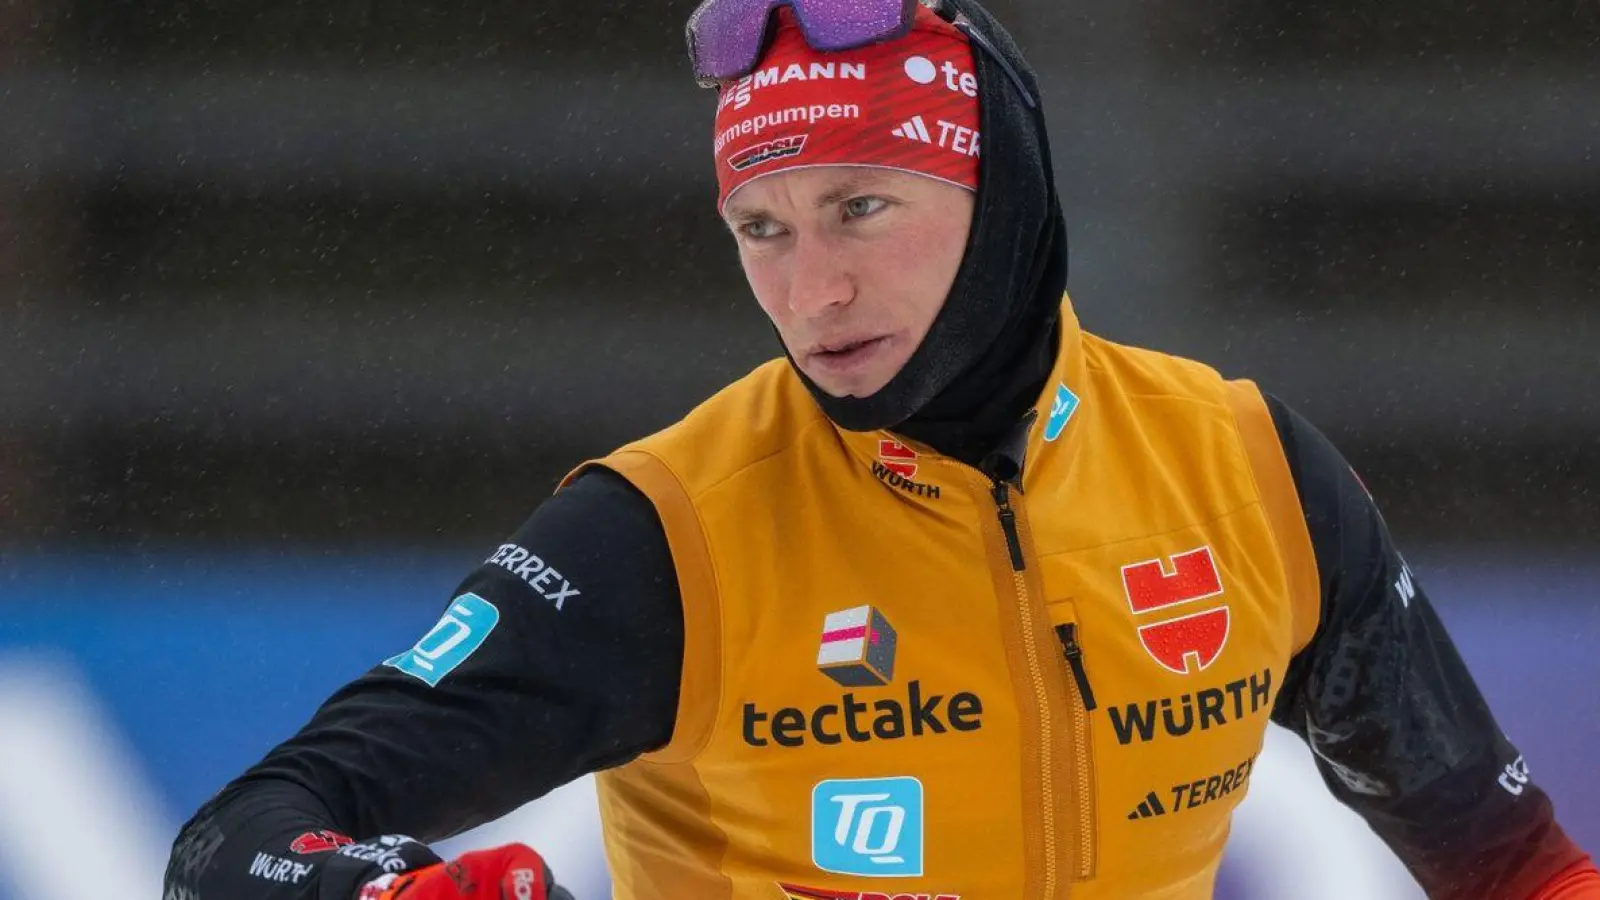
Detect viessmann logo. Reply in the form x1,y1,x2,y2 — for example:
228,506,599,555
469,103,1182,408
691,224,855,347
742,606,983,747
718,60,869,112
1121,546,1230,674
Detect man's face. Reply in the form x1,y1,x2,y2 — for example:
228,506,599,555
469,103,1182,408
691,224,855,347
725,166,975,399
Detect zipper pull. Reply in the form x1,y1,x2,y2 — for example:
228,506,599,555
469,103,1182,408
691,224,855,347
991,480,1026,572
1055,623,1098,711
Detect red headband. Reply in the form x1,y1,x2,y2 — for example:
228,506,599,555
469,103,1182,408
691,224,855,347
712,5,982,213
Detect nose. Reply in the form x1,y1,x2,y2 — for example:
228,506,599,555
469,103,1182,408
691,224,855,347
785,230,855,317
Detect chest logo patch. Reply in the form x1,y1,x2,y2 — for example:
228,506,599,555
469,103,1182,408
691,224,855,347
819,605,898,687
872,440,941,500
1120,546,1230,674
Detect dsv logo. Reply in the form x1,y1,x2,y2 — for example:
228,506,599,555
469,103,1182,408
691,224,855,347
812,777,925,878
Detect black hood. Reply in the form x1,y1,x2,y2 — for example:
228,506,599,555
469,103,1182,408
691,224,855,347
784,0,1070,467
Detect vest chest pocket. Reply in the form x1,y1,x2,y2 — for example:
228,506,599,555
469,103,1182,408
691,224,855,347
1041,543,1283,890
1034,600,1099,883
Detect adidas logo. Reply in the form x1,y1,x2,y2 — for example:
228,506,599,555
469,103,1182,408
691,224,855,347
1127,790,1168,820
891,115,934,143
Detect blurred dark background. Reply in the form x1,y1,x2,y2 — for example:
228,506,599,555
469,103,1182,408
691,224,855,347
1,0,1595,549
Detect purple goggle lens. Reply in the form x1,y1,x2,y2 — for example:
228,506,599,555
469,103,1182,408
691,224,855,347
686,0,919,85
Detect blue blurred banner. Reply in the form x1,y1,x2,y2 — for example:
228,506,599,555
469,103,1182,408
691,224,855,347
0,550,1594,899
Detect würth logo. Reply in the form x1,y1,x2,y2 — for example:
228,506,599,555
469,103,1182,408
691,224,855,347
289,830,353,855
871,440,940,499
1121,546,1230,674
877,439,918,478
1108,668,1272,745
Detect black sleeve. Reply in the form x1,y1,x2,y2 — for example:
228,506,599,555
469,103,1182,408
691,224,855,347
1264,395,1587,900
163,467,685,900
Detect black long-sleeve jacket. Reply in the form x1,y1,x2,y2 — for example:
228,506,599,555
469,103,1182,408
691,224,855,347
163,396,1588,900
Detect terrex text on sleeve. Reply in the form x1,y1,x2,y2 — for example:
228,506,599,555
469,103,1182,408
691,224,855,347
485,543,583,610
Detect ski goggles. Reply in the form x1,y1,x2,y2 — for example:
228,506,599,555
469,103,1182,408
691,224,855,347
686,0,1036,108
687,0,919,85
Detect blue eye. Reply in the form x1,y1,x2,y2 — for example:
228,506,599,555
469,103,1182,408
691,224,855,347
844,196,887,218
740,219,783,240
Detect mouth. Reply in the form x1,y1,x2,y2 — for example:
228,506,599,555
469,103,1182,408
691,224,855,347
812,336,889,357
804,334,895,378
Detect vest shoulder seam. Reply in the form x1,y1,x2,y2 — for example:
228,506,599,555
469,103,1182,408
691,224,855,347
602,445,728,766
1218,380,1323,657
1036,494,1264,560
682,413,839,502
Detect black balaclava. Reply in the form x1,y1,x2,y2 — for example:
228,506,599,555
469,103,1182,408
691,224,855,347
781,0,1070,468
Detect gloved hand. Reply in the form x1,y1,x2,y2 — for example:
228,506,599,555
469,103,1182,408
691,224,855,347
356,844,575,900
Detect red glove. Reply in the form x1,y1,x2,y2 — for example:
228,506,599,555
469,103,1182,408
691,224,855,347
357,844,575,900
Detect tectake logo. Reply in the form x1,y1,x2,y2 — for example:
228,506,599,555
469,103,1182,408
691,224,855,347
812,776,924,878
336,835,420,874
741,606,983,748
819,605,898,687
1499,755,1531,796
902,54,978,97
1121,546,1230,675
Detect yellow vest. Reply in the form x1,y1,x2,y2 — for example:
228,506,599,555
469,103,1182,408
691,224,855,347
565,299,1320,900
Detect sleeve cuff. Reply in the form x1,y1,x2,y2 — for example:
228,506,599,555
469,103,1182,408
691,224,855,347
1527,858,1600,900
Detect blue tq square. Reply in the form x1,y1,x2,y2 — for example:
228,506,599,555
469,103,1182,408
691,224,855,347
811,776,924,878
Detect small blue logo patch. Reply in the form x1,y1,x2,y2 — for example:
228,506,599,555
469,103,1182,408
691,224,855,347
812,776,924,878
1043,383,1080,442
385,593,500,687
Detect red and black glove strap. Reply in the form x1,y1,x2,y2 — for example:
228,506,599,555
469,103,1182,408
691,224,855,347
315,835,442,900
358,844,568,900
